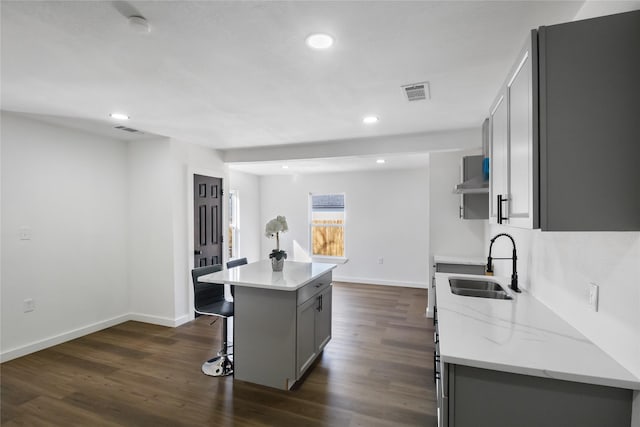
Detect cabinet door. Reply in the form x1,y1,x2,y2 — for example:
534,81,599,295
296,296,317,378
506,31,538,228
315,286,332,352
489,89,508,224
539,11,640,231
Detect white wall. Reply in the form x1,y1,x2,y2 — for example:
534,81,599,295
127,138,176,325
169,139,226,324
259,168,429,288
228,170,262,263
573,0,640,21
426,148,487,317
429,149,486,258
1,112,129,360
223,128,479,163
0,112,229,361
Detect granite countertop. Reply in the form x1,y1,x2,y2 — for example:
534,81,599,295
200,260,336,291
435,272,640,390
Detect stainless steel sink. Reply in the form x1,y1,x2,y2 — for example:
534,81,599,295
449,278,512,300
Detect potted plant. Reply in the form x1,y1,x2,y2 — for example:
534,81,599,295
265,215,288,271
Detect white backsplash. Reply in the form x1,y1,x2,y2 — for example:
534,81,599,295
487,224,640,379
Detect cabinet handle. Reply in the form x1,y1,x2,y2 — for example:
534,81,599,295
317,294,323,311
194,250,202,255
497,194,508,224
459,205,463,219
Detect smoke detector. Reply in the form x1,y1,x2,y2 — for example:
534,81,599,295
401,81,430,102
128,15,151,33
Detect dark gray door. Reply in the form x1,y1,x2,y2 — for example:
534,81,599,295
194,174,223,267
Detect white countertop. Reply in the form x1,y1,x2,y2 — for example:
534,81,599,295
433,255,486,266
200,260,337,291
435,272,640,390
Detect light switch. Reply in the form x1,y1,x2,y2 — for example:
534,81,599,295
19,226,32,240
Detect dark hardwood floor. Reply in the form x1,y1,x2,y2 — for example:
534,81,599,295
1,283,437,426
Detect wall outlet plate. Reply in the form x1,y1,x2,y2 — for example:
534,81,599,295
19,226,32,240
588,283,599,312
23,298,35,313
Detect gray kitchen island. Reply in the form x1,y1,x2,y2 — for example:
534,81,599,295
200,260,336,390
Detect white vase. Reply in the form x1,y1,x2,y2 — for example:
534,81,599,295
271,257,284,272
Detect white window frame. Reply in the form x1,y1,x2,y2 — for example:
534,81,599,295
228,190,240,260
308,192,347,262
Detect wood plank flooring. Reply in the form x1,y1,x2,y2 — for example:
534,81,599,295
1,283,437,426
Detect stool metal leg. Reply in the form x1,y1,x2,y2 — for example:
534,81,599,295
202,317,233,377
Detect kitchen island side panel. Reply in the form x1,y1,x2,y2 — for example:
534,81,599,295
233,286,297,389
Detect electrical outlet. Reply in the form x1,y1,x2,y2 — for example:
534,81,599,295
23,298,35,313
19,226,32,240
377,257,384,265
588,283,599,312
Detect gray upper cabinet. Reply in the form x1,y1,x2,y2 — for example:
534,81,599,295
539,11,640,231
460,155,489,220
490,10,640,231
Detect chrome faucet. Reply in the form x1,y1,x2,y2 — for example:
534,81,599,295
486,233,520,293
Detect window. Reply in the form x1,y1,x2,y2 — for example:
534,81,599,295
228,190,239,259
310,193,345,258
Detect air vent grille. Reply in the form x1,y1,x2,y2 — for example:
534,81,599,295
115,125,140,133
402,81,430,102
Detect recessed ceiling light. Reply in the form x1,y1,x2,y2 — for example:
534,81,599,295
376,159,386,164
305,33,334,50
110,113,130,120
363,116,379,124
282,165,289,169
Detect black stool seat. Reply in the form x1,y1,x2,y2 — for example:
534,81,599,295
197,300,234,318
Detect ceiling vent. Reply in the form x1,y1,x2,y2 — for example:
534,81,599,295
115,125,141,133
401,81,430,102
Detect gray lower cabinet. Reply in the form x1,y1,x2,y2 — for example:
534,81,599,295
440,363,633,427
296,285,332,377
234,271,332,390
435,262,486,276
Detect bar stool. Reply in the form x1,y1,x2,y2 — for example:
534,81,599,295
191,264,234,377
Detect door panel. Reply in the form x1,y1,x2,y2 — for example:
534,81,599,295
489,93,508,223
296,297,317,378
194,174,223,268
316,287,332,352
508,49,533,222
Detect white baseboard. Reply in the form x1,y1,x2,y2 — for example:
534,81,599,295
0,314,129,363
173,314,192,327
333,275,428,289
128,312,184,328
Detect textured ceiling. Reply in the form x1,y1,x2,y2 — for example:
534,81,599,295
1,0,584,154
